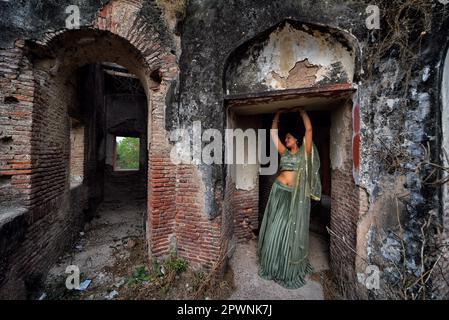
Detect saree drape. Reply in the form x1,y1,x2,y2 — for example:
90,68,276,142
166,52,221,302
257,138,322,289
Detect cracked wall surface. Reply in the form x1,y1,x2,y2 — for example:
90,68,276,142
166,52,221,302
225,22,355,95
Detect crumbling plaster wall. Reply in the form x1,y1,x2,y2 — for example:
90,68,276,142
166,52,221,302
225,22,355,95
0,0,104,48
169,0,369,223
330,102,352,170
353,9,448,298
173,0,447,298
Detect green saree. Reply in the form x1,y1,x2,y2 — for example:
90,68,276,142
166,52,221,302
257,138,322,289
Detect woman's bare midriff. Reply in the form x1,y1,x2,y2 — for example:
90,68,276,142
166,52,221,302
277,170,297,187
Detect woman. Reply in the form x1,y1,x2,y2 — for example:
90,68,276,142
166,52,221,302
257,107,322,289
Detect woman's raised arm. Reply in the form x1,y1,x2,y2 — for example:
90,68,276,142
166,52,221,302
299,108,313,155
271,110,287,155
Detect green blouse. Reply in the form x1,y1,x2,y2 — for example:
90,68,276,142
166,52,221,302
280,149,301,171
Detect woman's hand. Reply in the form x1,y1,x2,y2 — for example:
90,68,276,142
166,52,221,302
276,108,288,115
271,109,287,155
294,106,306,116
273,108,288,122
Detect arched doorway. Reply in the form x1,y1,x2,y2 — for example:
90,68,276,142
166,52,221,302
44,60,149,298
29,31,153,298
0,1,177,297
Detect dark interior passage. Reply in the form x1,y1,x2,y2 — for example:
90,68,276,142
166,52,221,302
72,63,148,207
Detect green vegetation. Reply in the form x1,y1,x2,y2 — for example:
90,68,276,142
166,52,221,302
116,137,140,170
126,255,189,287
164,254,189,273
127,266,152,285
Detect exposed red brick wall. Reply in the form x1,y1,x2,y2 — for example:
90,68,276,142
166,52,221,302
0,0,219,298
330,169,359,269
0,53,89,296
69,122,85,183
39,1,184,263
0,0,309,298
221,170,260,243
259,174,277,228
223,173,236,255
30,73,70,210
146,79,177,260
231,183,259,242
56,0,219,270
329,102,362,288
0,46,34,208
174,164,222,269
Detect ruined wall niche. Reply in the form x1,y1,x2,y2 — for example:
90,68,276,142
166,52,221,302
224,20,356,95
228,113,262,191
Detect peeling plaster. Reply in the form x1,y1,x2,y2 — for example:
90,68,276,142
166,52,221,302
257,23,354,83
356,176,408,273
230,115,261,191
226,22,355,95
235,164,259,191
269,59,319,89
194,164,207,216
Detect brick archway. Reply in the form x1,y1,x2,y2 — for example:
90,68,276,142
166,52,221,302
0,1,181,298
30,0,181,259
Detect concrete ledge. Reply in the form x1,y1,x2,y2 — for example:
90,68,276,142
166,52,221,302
69,181,84,191
0,206,28,292
0,206,28,230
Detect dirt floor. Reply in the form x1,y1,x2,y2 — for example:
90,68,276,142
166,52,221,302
42,199,145,300
40,196,336,300
229,232,331,300
40,199,234,300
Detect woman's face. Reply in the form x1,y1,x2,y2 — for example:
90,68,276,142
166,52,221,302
285,133,298,149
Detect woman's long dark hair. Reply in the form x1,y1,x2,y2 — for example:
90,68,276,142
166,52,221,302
288,131,303,146
278,112,305,146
